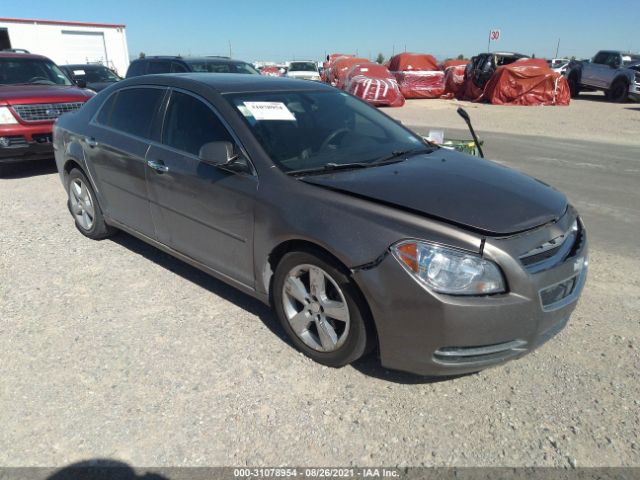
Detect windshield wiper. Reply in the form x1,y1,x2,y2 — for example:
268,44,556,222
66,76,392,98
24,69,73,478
370,147,435,164
286,148,435,176
287,162,371,176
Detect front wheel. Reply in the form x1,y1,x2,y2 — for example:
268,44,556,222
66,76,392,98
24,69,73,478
608,79,629,103
568,74,581,98
273,250,374,367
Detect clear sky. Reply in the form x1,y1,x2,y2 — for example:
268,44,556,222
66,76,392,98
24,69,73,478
3,0,638,62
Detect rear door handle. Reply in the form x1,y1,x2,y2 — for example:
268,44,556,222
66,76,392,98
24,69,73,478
147,159,169,173
84,137,99,148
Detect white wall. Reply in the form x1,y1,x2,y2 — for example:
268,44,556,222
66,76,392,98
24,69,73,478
0,20,130,76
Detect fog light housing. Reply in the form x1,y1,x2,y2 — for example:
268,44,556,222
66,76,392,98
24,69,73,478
0,137,10,148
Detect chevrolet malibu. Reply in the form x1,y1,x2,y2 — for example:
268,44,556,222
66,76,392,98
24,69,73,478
53,74,588,375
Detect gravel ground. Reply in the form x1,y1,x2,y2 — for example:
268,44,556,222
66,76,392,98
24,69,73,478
1,96,639,468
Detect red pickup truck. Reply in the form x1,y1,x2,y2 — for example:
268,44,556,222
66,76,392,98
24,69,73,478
0,52,94,171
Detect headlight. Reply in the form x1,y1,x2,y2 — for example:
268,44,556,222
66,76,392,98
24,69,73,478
391,240,506,295
0,106,18,125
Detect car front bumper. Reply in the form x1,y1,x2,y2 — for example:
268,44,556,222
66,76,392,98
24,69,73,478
629,83,640,102
0,123,55,165
353,213,588,376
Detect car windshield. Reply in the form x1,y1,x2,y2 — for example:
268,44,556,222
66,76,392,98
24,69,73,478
289,62,317,72
70,66,120,83
622,55,640,66
187,60,260,74
0,57,73,86
226,90,430,173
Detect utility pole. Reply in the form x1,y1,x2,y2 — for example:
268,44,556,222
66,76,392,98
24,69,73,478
555,38,560,58
228,40,232,58
487,30,490,52
392,44,395,56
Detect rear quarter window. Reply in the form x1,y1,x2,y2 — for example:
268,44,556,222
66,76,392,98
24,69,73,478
96,87,165,139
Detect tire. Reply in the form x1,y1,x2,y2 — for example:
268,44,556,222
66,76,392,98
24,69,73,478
67,168,116,240
272,249,374,367
608,78,629,103
568,73,581,98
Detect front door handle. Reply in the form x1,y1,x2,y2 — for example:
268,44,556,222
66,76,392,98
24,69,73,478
84,137,99,148
147,159,169,173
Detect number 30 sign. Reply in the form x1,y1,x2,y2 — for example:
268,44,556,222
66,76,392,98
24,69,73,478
490,30,501,41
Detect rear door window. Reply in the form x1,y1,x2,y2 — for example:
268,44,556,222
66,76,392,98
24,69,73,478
97,87,165,139
126,60,146,77
161,90,232,156
171,62,188,73
593,52,609,65
148,61,171,74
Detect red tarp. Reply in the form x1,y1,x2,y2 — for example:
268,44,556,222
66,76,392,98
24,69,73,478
260,66,282,77
388,53,444,98
329,57,369,89
442,62,469,99
482,58,570,106
388,53,439,72
322,53,354,82
440,59,469,70
345,63,405,107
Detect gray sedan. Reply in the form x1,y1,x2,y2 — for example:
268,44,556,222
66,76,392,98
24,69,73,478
53,74,587,376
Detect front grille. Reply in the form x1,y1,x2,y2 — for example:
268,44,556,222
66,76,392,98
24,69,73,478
520,219,583,273
434,339,527,364
12,102,84,122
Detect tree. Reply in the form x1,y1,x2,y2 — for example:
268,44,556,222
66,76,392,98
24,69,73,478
456,54,464,60
375,53,385,64
138,52,146,59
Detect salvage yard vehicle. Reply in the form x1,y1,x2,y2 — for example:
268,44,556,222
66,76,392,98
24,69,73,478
0,52,94,171
565,50,640,102
466,52,529,89
126,56,260,78
60,64,121,92
286,61,321,81
53,74,588,376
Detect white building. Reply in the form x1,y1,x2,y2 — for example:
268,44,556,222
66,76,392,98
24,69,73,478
0,17,130,76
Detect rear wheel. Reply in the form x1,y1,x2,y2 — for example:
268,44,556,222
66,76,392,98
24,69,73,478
568,73,581,98
67,168,116,240
608,78,629,103
273,249,373,367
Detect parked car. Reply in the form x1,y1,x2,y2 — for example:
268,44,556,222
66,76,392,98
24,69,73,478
126,56,260,78
0,52,94,171
466,52,529,89
53,74,587,376
60,64,121,92
547,58,570,75
286,61,321,81
565,50,640,102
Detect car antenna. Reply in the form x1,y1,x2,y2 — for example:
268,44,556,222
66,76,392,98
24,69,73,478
456,107,484,158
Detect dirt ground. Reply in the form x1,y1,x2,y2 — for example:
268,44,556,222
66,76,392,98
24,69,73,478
388,92,640,146
0,93,639,469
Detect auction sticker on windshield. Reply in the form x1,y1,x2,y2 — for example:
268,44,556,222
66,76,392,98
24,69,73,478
243,102,296,121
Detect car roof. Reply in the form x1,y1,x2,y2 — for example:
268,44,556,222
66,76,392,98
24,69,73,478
137,56,250,64
0,52,52,61
63,64,109,70
122,72,334,94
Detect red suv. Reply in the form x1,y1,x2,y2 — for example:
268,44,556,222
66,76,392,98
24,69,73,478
0,52,94,170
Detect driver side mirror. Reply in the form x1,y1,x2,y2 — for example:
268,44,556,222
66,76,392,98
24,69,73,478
75,78,87,89
199,141,239,166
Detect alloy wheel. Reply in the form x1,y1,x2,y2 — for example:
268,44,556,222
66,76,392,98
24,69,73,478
69,178,95,231
281,264,351,352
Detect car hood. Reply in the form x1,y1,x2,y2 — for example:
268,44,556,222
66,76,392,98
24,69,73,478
301,149,568,236
0,85,93,106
